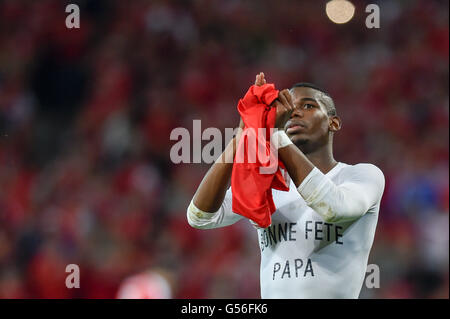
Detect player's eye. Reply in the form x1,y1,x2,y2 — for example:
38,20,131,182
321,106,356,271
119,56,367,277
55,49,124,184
303,103,315,109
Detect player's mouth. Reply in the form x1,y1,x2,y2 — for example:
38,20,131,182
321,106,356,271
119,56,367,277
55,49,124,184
286,121,307,134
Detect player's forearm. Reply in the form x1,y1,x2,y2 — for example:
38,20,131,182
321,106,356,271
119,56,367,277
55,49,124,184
278,144,315,188
297,164,384,222
192,137,237,213
298,169,366,222
277,137,368,222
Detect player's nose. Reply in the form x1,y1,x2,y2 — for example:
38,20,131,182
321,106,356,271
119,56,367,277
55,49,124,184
290,106,304,118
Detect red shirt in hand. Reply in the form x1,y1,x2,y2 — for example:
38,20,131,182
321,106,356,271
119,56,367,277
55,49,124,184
231,84,289,228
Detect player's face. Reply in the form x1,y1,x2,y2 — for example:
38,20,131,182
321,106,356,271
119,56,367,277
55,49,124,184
284,87,331,153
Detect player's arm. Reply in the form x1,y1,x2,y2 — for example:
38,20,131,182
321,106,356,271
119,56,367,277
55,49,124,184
187,123,244,229
279,144,385,222
188,73,270,229
192,130,240,213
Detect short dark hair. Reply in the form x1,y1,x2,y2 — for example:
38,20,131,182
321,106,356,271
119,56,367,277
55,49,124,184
290,82,337,116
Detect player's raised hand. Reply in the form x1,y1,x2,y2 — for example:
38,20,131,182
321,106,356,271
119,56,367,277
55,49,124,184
254,72,294,129
273,89,295,129
255,72,266,86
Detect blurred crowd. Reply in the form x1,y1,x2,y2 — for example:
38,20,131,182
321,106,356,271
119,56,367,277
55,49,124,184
0,0,448,298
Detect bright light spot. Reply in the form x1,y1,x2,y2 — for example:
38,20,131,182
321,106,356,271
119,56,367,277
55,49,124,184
326,0,356,24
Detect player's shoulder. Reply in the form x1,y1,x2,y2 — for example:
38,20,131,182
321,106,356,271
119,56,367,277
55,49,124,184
339,162,385,182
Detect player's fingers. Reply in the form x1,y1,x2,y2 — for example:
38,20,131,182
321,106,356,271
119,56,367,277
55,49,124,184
274,101,290,121
278,91,293,112
283,89,294,108
275,101,290,129
255,74,260,85
255,73,265,86
281,90,295,111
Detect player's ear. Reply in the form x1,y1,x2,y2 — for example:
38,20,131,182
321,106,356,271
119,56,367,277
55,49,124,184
329,116,341,132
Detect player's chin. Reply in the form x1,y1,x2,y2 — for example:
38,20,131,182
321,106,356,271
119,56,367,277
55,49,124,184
288,133,309,146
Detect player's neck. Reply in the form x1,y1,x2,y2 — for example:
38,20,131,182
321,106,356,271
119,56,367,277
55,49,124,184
305,144,338,175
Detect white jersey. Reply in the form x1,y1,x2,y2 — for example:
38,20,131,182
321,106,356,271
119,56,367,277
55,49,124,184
187,162,385,299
